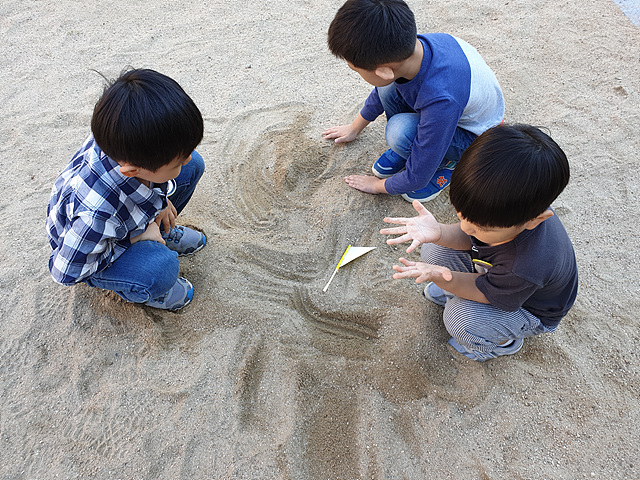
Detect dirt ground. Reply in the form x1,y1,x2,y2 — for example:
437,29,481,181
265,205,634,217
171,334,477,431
1,0,639,478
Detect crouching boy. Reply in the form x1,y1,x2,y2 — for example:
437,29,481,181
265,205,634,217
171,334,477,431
323,0,504,203
47,68,206,311
381,124,578,361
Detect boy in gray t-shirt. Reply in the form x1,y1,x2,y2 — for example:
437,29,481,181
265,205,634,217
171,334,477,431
381,124,578,361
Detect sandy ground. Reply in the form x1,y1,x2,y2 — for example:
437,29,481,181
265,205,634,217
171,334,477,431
1,0,640,478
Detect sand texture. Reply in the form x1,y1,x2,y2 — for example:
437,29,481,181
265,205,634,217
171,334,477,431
1,0,640,478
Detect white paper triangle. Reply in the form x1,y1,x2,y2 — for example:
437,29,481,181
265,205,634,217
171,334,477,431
337,246,376,270
323,245,376,292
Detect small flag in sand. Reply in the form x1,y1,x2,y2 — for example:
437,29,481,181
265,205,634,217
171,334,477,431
322,245,376,292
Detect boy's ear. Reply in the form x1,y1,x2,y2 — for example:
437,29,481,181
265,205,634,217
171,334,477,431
119,164,141,178
374,65,395,81
524,209,554,230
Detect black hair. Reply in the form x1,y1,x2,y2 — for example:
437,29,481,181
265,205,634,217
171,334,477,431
449,124,570,228
91,68,203,171
328,0,417,70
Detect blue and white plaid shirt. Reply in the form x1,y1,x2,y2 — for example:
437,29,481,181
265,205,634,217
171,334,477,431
46,135,168,285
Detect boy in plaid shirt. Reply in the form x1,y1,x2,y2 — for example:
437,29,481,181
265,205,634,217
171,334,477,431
47,69,206,311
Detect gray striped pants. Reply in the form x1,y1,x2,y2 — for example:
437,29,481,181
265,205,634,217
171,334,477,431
421,243,554,354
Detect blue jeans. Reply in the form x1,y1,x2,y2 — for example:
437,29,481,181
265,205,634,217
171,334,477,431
377,84,476,171
168,151,205,215
84,151,205,303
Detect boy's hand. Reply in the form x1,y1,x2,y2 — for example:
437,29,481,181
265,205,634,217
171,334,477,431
345,174,387,194
154,199,178,233
322,114,370,144
380,200,442,253
392,257,453,283
322,124,360,143
130,222,166,245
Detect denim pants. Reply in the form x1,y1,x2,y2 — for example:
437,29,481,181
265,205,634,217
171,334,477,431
84,151,205,303
421,243,555,354
377,84,476,170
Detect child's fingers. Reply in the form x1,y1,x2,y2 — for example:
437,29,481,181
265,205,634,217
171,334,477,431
392,263,411,271
392,268,421,280
412,200,431,216
385,234,411,245
405,239,421,253
398,257,416,266
379,226,406,235
392,264,415,274
382,217,408,225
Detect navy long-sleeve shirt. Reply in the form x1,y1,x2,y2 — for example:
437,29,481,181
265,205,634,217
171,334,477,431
360,34,505,195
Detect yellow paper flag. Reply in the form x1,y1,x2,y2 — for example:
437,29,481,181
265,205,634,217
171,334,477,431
323,245,376,292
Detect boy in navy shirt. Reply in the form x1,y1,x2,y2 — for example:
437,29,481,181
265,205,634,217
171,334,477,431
381,124,578,361
323,0,504,202
47,69,206,311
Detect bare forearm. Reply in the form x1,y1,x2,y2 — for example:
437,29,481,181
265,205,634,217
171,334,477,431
434,271,489,304
434,222,473,250
351,113,370,135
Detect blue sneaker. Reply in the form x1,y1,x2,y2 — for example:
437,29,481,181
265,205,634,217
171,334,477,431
400,168,452,203
448,337,524,362
423,282,447,306
162,226,206,256
372,149,407,178
145,277,194,311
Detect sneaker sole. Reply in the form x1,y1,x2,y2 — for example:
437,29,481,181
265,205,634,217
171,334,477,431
145,277,194,311
371,164,398,179
448,337,524,361
400,188,445,203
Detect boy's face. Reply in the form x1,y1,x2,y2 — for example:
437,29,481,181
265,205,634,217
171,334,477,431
119,154,192,185
347,62,396,88
456,212,526,246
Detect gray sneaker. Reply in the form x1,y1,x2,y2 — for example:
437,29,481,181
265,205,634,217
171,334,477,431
145,277,194,311
423,282,447,306
162,226,206,256
448,336,524,362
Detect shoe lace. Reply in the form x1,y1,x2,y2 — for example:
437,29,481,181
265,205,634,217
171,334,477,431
163,226,184,244
152,292,168,303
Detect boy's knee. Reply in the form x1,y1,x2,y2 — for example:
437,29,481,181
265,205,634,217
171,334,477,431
421,243,473,272
85,241,180,302
127,241,180,293
420,242,442,264
385,113,418,157
188,150,205,179
442,297,468,332
442,296,489,343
